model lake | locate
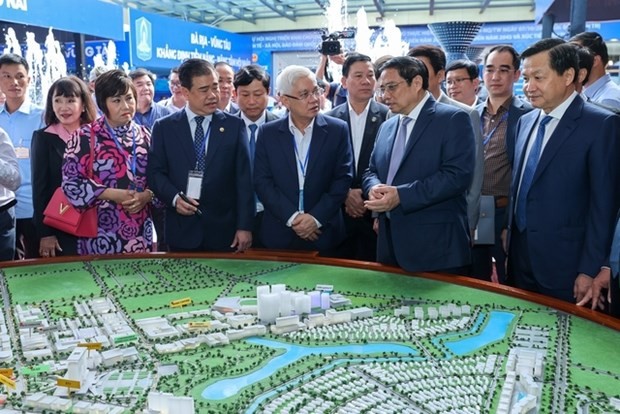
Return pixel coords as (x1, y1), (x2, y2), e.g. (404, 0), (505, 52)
(202, 310), (514, 400)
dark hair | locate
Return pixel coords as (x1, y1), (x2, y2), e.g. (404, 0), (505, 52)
(407, 45), (446, 73)
(445, 59), (479, 79)
(380, 56), (429, 90)
(574, 45), (595, 86)
(178, 58), (216, 90)
(570, 31), (609, 65)
(94, 69), (137, 117)
(521, 39), (578, 83)
(0, 53), (29, 72)
(483, 45), (520, 70)
(233, 65), (270, 91)
(170, 67), (179, 75)
(342, 53), (373, 77)
(44, 76), (97, 126)
(128, 68), (155, 83)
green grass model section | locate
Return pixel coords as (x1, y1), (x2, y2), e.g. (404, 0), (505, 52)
(0, 257), (618, 414)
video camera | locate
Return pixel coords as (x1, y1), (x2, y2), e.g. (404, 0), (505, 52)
(318, 29), (356, 56)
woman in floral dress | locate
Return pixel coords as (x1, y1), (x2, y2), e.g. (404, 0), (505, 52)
(62, 69), (158, 254)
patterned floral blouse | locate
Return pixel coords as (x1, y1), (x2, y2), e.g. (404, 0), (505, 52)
(62, 117), (155, 255)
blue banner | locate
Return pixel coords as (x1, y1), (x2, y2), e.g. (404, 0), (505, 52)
(63, 40), (131, 72)
(0, 0), (124, 40)
(129, 9), (252, 71)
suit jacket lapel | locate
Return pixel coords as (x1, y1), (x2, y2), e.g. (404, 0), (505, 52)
(532, 97), (582, 184)
(381, 117), (399, 178)
(202, 110), (227, 173)
(177, 109), (197, 167)
(306, 115), (327, 178)
(401, 99), (434, 163)
(358, 101), (382, 179)
(511, 112), (538, 198)
(278, 116), (298, 178)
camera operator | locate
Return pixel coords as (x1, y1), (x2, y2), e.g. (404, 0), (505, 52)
(316, 53), (348, 108)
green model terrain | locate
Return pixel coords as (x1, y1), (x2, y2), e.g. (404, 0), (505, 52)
(0, 257), (618, 414)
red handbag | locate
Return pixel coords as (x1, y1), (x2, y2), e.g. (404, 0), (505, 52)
(43, 126), (98, 238)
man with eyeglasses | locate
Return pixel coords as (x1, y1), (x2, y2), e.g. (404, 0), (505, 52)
(570, 31), (620, 110)
(408, 45), (484, 252)
(362, 56), (474, 274)
(445, 60), (481, 107)
(471, 45), (532, 283)
(254, 65), (352, 254)
(215, 62), (240, 114)
(159, 67), (187, 112)
(326, 53), (388, 261)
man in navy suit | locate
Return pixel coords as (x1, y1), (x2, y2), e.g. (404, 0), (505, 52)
(254, 65), (352, 253)
(326, 53), (388, 261)
(362, 56), (474, 274)
(233, 64), (279, 246)
(472, 45), (533, 282)
(148, 58), (254, 252)
(507, 39), (620, 303)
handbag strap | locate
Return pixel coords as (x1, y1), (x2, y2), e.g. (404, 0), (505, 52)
(88, 124), (96, 179)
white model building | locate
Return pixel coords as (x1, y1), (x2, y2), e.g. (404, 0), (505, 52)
(271, 315), (306, 335)
(226, 324), (266, 341)
(309, 291), (321, 308)
(227, 314), (255, 329)
(148, 391), (194, 414)
(66, 346), (87, 384)
(258, 292), (280, 324)
(135, 317), (180, 339)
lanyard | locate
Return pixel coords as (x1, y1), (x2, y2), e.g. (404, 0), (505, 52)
(481, 111), (509, 147)
(292, 135), (311, 213)
(105, 120), (139, 188)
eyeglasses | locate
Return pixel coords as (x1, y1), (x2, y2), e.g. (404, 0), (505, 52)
(445, 77), (473, 86)
(377, 81), (406, 97)
(284, 87), (324, 101)
(483, 68), (514, 76)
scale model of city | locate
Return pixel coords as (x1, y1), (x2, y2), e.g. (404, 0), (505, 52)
(0, 258), (618, 414)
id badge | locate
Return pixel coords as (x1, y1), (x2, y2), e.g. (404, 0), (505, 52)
(186, 170), (203, 199)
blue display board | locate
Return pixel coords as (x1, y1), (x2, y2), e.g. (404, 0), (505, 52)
(0, 0), (124, 40)
(128, 9), (252, 71)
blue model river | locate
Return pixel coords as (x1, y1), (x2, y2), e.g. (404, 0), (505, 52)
(202, 310), (516, 401)
(201, 339), (419, 400)
(440, 311), (515, 356)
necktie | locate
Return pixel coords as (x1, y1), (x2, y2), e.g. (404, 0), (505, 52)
(386, 116), (412, 185)
(248, 124), (258, 167)
(194, 116), (206, 170)
(515, 115), (553, 231)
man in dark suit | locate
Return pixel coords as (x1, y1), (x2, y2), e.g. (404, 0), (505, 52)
(233, 64), (279, 246)
(326, 53), (388, 261)
(362, 56), (475, 274)
(148, 58), (254, 252)
(472, 45), (533, 282)
(215, 62), (240, 114)
(508, 39), (620, 303)
(254, 65), (352, 253)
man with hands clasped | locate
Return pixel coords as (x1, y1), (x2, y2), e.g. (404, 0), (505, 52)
(254, 65), (352, 254)
(362, 56), (474, 274)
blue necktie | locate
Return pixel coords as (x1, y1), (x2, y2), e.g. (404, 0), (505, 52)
(515, 115), (553, 231)
(194, 116), (206, 170)
(248, 124), (258, 168)
(386, 116), (412, 185)
(610, 217), (620, 279)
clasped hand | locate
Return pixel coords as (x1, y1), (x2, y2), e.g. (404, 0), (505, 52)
(364, 184), (400, 212)
(292, 213), (321, 241)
